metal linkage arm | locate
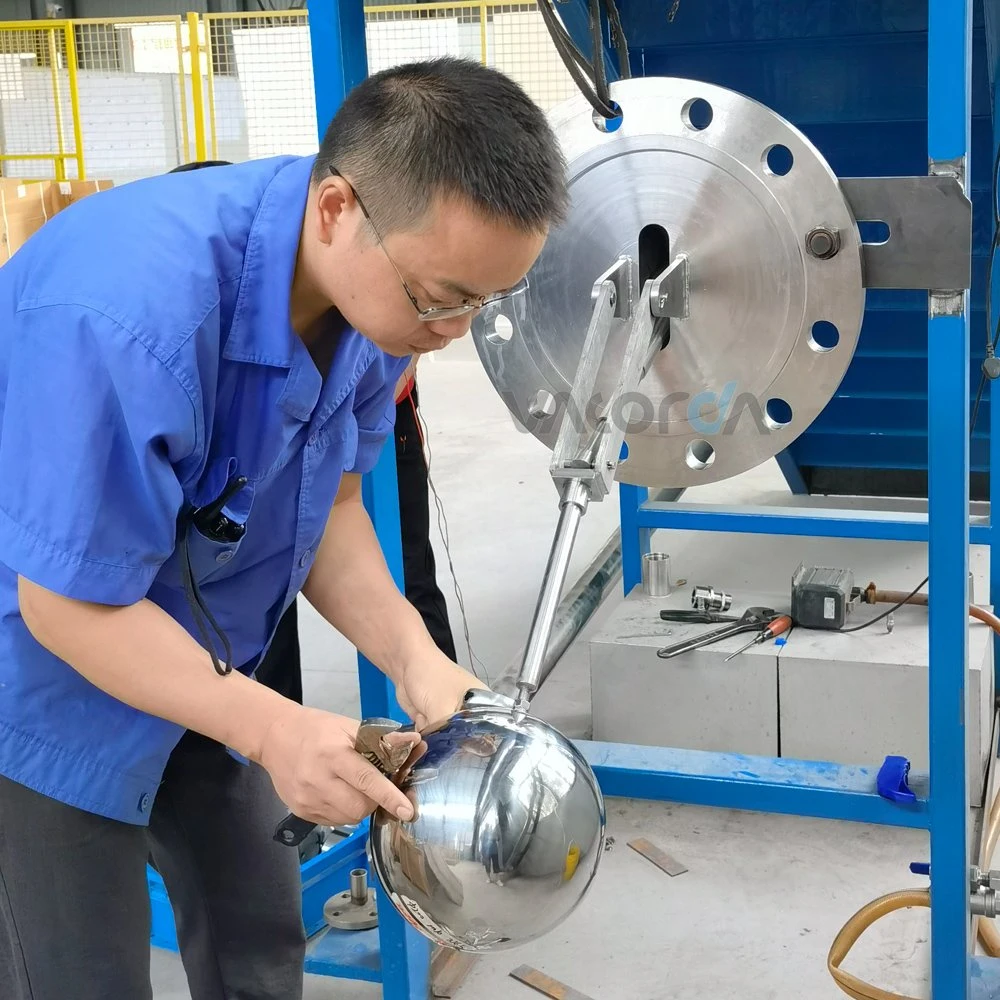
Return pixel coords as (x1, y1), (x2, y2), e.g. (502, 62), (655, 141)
(513, 257), (684, 718)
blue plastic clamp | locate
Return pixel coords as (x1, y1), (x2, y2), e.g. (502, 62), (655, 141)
(909, 862), (931, 876)
(877, 755), (917, 804)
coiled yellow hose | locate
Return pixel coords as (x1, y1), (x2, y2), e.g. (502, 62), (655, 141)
(827, 597), (1000, 998)
(827, 889), (930, 1000)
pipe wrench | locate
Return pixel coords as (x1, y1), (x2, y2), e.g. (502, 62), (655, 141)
(273, 717), (414, 848)
(656, 606), (778, 659)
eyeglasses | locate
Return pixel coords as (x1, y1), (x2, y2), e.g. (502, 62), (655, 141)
(329, 165), (529, 322)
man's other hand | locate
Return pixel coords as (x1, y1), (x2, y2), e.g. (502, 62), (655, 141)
(397, 653), (488, 731)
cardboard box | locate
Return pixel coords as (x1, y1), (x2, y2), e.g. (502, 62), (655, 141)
(0, 177), (114, 264)
(54, 178), (114, 206)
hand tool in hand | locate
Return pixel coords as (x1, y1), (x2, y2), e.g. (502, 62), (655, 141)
(273, 717), (414, 848)
(656, 606), (778, 659)
(723, 614), (794, 662)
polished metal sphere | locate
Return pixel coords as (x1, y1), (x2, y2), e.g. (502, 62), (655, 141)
(367, 706), (606, 952)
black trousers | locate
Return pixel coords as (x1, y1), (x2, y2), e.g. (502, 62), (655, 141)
(256, 383), (457, 700)
(0, 733), (305, 1000)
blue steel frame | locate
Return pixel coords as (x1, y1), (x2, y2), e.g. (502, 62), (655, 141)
(208, 0), (995, 996)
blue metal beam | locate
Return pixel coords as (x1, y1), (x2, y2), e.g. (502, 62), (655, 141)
(307, 0), (369, 133)
(359, 443), (407, 723)
(617, 483), (649, 594)
(774, 449), (810, 496)
(579, 741), (931, 830)
(306, 0), (430, 988)
(926, 1), (974, 996)
(634, 500), (991, 545)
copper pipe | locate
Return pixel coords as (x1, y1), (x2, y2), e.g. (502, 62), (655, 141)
(864, 587), (1000, 636)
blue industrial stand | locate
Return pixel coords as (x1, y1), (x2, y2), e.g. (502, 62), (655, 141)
(149, 0), (996, 997)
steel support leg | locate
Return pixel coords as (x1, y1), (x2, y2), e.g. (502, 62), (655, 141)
(618, 482), (649, 594)
(359, 441), (432, 1000)
(306, 4), (429, 990)
(927, 2), (974, 996)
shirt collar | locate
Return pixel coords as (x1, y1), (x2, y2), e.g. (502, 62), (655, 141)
(224, 155), (328, 420)
(224, 154), (315, 371)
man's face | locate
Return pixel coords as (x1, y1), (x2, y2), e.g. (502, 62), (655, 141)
(311, 179), (548, 358)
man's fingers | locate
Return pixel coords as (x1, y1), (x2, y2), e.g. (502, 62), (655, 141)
(340, 753), (414, 820)
(323, 779), (373, 823)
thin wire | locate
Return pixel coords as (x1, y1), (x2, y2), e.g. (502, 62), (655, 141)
(409, 391), (492, 686)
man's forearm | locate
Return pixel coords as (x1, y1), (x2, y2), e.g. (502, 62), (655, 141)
(17, 576), (296, 763)
(302, 485), (436, 685)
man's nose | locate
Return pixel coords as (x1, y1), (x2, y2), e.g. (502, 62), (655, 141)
(428, 312), (476, 340)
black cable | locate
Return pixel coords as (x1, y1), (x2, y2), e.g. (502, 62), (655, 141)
(602, 0), (631, 79)
(588, 0), (611, 112)
(179, 520), (235, 675)
(536, 0), (619, 120)
(538, 0), (595, 74)
(839, 577), (930, 634)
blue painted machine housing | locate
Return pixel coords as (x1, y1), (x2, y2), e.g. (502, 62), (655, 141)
(596, 0), (997, 499)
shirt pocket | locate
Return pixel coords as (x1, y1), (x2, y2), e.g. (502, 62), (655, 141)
(170, 457), (255, 587)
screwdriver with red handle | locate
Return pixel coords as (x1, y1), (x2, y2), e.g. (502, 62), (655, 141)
(723, 614), (793, 662)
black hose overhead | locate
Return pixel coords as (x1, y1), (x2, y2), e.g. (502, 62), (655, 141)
(535, 0), (629, 121)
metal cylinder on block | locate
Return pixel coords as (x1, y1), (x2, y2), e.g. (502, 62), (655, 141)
(642, 552), (672, 596)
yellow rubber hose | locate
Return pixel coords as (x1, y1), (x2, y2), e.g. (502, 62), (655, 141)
(978, 785), (1000, 956)
(825, 588), (1000, 992)
(827, 890), (930, 1000)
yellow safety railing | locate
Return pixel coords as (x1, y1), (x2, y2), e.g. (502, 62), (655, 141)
(0, 20), (83, 181)
(0, 5), (574, 183)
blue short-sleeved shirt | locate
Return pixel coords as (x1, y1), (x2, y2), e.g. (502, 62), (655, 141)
(0, 155), (409, 824)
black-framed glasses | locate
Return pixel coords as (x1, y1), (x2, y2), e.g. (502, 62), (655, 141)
(329, 165), (529, 322)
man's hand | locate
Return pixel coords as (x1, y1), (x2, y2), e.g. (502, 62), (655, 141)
(303, 474), (490, 732)
(396, 651), (488, 731)
(259, 705), (418, 824)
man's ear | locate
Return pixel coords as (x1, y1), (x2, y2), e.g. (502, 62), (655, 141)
(313, 177), (356, 247)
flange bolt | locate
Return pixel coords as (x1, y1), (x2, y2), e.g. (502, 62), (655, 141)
(806, 227), (841, 260)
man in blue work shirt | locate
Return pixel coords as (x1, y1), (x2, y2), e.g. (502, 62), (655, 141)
(0, 57), (568, 1000)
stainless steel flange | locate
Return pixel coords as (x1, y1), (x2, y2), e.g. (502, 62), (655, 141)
(471, 76), (866, 489)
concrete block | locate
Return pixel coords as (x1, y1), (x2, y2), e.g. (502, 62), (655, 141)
(588, 531), (994, 806)
(590, 588), (781, 757)
(778, 601), (993, 805)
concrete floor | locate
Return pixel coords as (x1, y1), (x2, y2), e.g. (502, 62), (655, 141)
(151, 348), (979, 999)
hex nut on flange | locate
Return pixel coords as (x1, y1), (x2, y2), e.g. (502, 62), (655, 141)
(806, 226), (841, 260)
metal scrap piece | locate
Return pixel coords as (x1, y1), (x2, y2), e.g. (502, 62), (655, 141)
(627, 837), (688, 877)
(509, 965), (596, 1000)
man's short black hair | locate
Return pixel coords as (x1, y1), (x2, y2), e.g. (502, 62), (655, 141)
(313, 57), (568, 235)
